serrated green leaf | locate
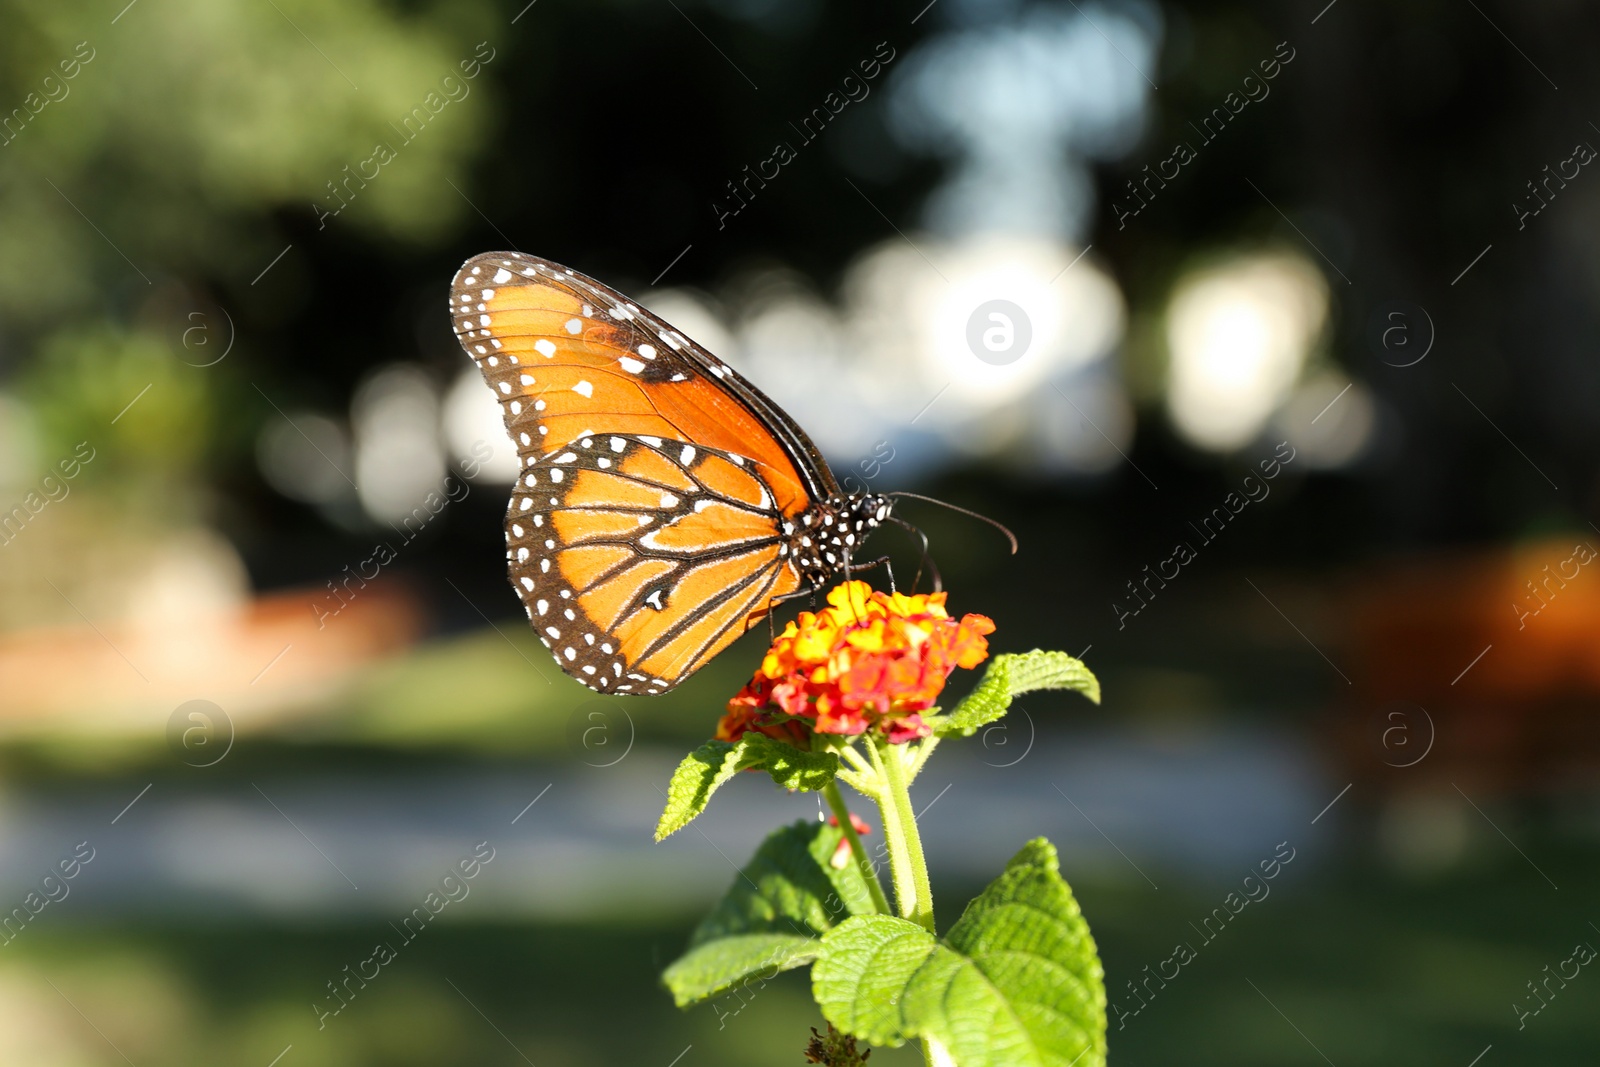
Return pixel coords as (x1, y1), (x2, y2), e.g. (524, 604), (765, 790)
(748, 733), (839, 792)
(656, 739), (742, 842)
(813, 915), (941, 1044)
(813, 837), (1106, 1067)
(663, 933), (820, 1009)
(655, 734), (839, 840)
(663, 819), (878, 1006)
(939, 651), (1100, 738)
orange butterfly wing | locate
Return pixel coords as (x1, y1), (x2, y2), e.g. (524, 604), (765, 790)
(451, 252), (827, 692)
(504, 433), (802, 692)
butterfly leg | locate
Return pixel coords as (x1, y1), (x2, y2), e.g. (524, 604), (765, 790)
(756, 586), (821, 642)
(888, 515), (940, 594)
(845, 554), (898, 594)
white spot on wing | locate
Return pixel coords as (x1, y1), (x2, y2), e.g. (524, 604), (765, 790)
(492, 268), (513, 284)
(573, 381), (593, 398)
(535, 339), (557, 357)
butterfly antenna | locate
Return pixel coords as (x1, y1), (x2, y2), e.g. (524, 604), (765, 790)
(886, 492), (1019, 555)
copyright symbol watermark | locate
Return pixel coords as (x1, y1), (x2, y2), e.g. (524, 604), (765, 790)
(979, 706), (1035, 768)
(966, 299), (1032, 366)
(565, 699), (635, 768)
(170, 300), (235, 368)
(1374, 701), (1434, 768)
(166, 700), (234, 767)
(1366, 301), (1433, 368)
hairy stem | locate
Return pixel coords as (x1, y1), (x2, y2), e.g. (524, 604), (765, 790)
(839, 744), (874, 776)
(870, 734), (936, 933)
(907, 734), (940, 780)
(822, 780), (891, 915)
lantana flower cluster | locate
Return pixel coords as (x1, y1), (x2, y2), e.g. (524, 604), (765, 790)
(717, 581), (995, 745)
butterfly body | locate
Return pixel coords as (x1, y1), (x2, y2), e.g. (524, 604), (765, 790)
(451, 251), (894, 693)
(785, 492), (894, 588)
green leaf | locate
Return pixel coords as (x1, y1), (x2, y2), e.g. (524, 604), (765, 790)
(939, 651), (1100, 738)
(748, 733), (840, 792)
(812, 915), (942, 1045)
(655, 734), (839, 840)
(663, 819), (878, 1006)
(812, 837), (1106, 1067)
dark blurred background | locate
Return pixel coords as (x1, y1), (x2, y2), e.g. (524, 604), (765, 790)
(1, 0), (1597, 1063)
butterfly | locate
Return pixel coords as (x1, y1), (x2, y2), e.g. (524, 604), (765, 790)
(451, 251), (911, 695)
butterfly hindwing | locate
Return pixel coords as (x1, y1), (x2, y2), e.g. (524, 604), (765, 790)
(505, 433), (803, 692)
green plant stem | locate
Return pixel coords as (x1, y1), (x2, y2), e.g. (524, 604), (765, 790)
(822, 779), (892, 916)
(870, 734), (936, 933)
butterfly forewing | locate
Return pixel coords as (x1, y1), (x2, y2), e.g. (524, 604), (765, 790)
(452, 252), (824, 692)
(451, 252), (830, 515)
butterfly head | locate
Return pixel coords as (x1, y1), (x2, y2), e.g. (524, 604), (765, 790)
(784, 492), (893, 586)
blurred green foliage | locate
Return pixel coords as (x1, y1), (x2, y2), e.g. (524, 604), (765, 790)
(0, 0), (506, 516)
(23, 327), (211, 482)
(0, 0), (499, 327)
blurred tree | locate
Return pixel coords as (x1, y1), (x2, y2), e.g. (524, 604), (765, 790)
(0, 0), (500, 332)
